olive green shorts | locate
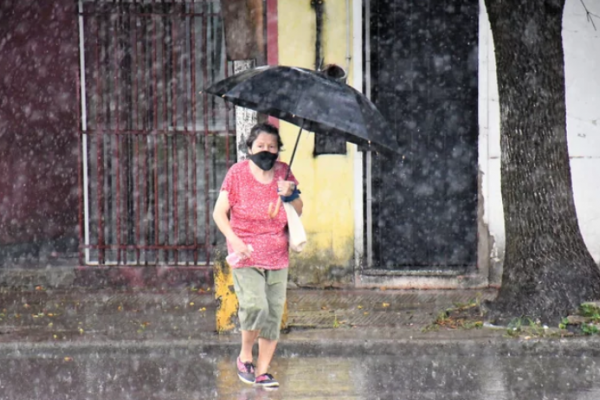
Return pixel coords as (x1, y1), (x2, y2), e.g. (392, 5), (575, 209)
(232, 267), (288, 341)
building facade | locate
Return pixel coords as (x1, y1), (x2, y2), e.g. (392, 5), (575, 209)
(0, 0), (598, 289)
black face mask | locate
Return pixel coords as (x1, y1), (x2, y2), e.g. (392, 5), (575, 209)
(249, 151), (278, 171)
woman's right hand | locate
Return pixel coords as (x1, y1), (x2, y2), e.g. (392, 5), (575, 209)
(229, 236), (253, 259)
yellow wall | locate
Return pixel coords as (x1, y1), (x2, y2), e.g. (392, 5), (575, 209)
(277, 0), (356, 286)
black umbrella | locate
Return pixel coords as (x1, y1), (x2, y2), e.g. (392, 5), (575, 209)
(205, 65), (399, 177)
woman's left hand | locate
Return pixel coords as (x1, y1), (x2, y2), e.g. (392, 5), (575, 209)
(277, 178), (296, 197)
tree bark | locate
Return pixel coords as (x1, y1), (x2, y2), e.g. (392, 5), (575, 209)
(484, 0), (600, 324)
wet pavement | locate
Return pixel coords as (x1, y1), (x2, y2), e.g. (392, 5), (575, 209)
(1, 347), (600, 399)
(0, 288), (497, 343)
(0, 288), (216, 343)
(1, 288), (600, 399)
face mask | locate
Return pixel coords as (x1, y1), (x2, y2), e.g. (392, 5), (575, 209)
(249, 151), (278, 171)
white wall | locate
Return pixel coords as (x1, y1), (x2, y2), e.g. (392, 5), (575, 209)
(479, 0), (600, 279)
(564, 0), (600, 262)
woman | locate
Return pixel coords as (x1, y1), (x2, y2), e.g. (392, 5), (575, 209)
(212, 122), (303, 389)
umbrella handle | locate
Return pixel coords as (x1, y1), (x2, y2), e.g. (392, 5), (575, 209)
(269, 197), (282, 219)
(285, 123), (304, 181)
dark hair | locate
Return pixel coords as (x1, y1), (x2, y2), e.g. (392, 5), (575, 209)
(246, 122), (284, 151)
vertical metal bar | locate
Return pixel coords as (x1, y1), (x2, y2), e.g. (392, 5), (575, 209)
(209, 5), (219, 242)
(132, 8), (141, 264)
(162, 3), (169, 134)
(209, 8), (217, 133)
(123, 3), (135, 263)
(224, 58), (230, 168)
(173, 137), (179, 264)
(153, 5), (160, 264)
(141, 133), (148, 265)
(114, 10), (122, 264)
(141, 6), (151, 265)
(364, 0), (372, 100)
(203, 0), (211, 283)
(364, 0), (373, 268)
(184, 139), (189, 264)
(103, 10), (114, 261)
(202, 0), (211, 265)
(77, 0), (91, 265)
(164, 131), (169, 265)
(76, 11), (84, 267)
(95, 13), (105, 264)
(366, 151), (373, 268)
(352, 0), (365, 271)
(182, 3), (190, 263)
(189, 0), (199, 264)
(161, 2), (169, 264)
(181, 3), (189, 135)
(183, 9), (190, 263)
(171, 10), (179, 264)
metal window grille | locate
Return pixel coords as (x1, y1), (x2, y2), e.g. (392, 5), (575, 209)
(76, 0), (235, 268)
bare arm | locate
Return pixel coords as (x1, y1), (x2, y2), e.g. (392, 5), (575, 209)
(212, 191), (252, 258)
(277, 178), (303, 216)
(289, 196), (303, 216)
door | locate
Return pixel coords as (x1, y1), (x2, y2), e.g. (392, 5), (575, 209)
(367, 0), (479, 271)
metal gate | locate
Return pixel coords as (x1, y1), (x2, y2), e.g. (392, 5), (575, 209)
(76, 0), (235, 267)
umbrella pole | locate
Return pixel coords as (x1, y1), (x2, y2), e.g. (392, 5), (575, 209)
(285, 124), (304, 180)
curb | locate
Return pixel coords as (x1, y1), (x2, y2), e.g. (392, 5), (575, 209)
(2, 334), (600, 358)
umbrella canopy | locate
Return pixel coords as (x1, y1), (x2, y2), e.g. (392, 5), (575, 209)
(206, 65), (400, 154)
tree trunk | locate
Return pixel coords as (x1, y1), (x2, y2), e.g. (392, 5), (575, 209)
(484, 0), (600, 324)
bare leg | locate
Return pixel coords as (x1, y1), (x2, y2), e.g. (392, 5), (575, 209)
(255, 338), (278, 376)
(239, 330), (259, 362)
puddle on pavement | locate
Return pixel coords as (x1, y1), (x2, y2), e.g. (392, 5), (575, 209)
(0, 349), (599, 399)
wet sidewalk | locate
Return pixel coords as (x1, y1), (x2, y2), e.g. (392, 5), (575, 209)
(1, 287), (599, 358)
(0, 288), (492, 342)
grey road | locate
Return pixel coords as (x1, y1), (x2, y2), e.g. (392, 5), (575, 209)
(1, 346), (599, 400)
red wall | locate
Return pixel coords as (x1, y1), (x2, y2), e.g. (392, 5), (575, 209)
(0, 0), (78, 256)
